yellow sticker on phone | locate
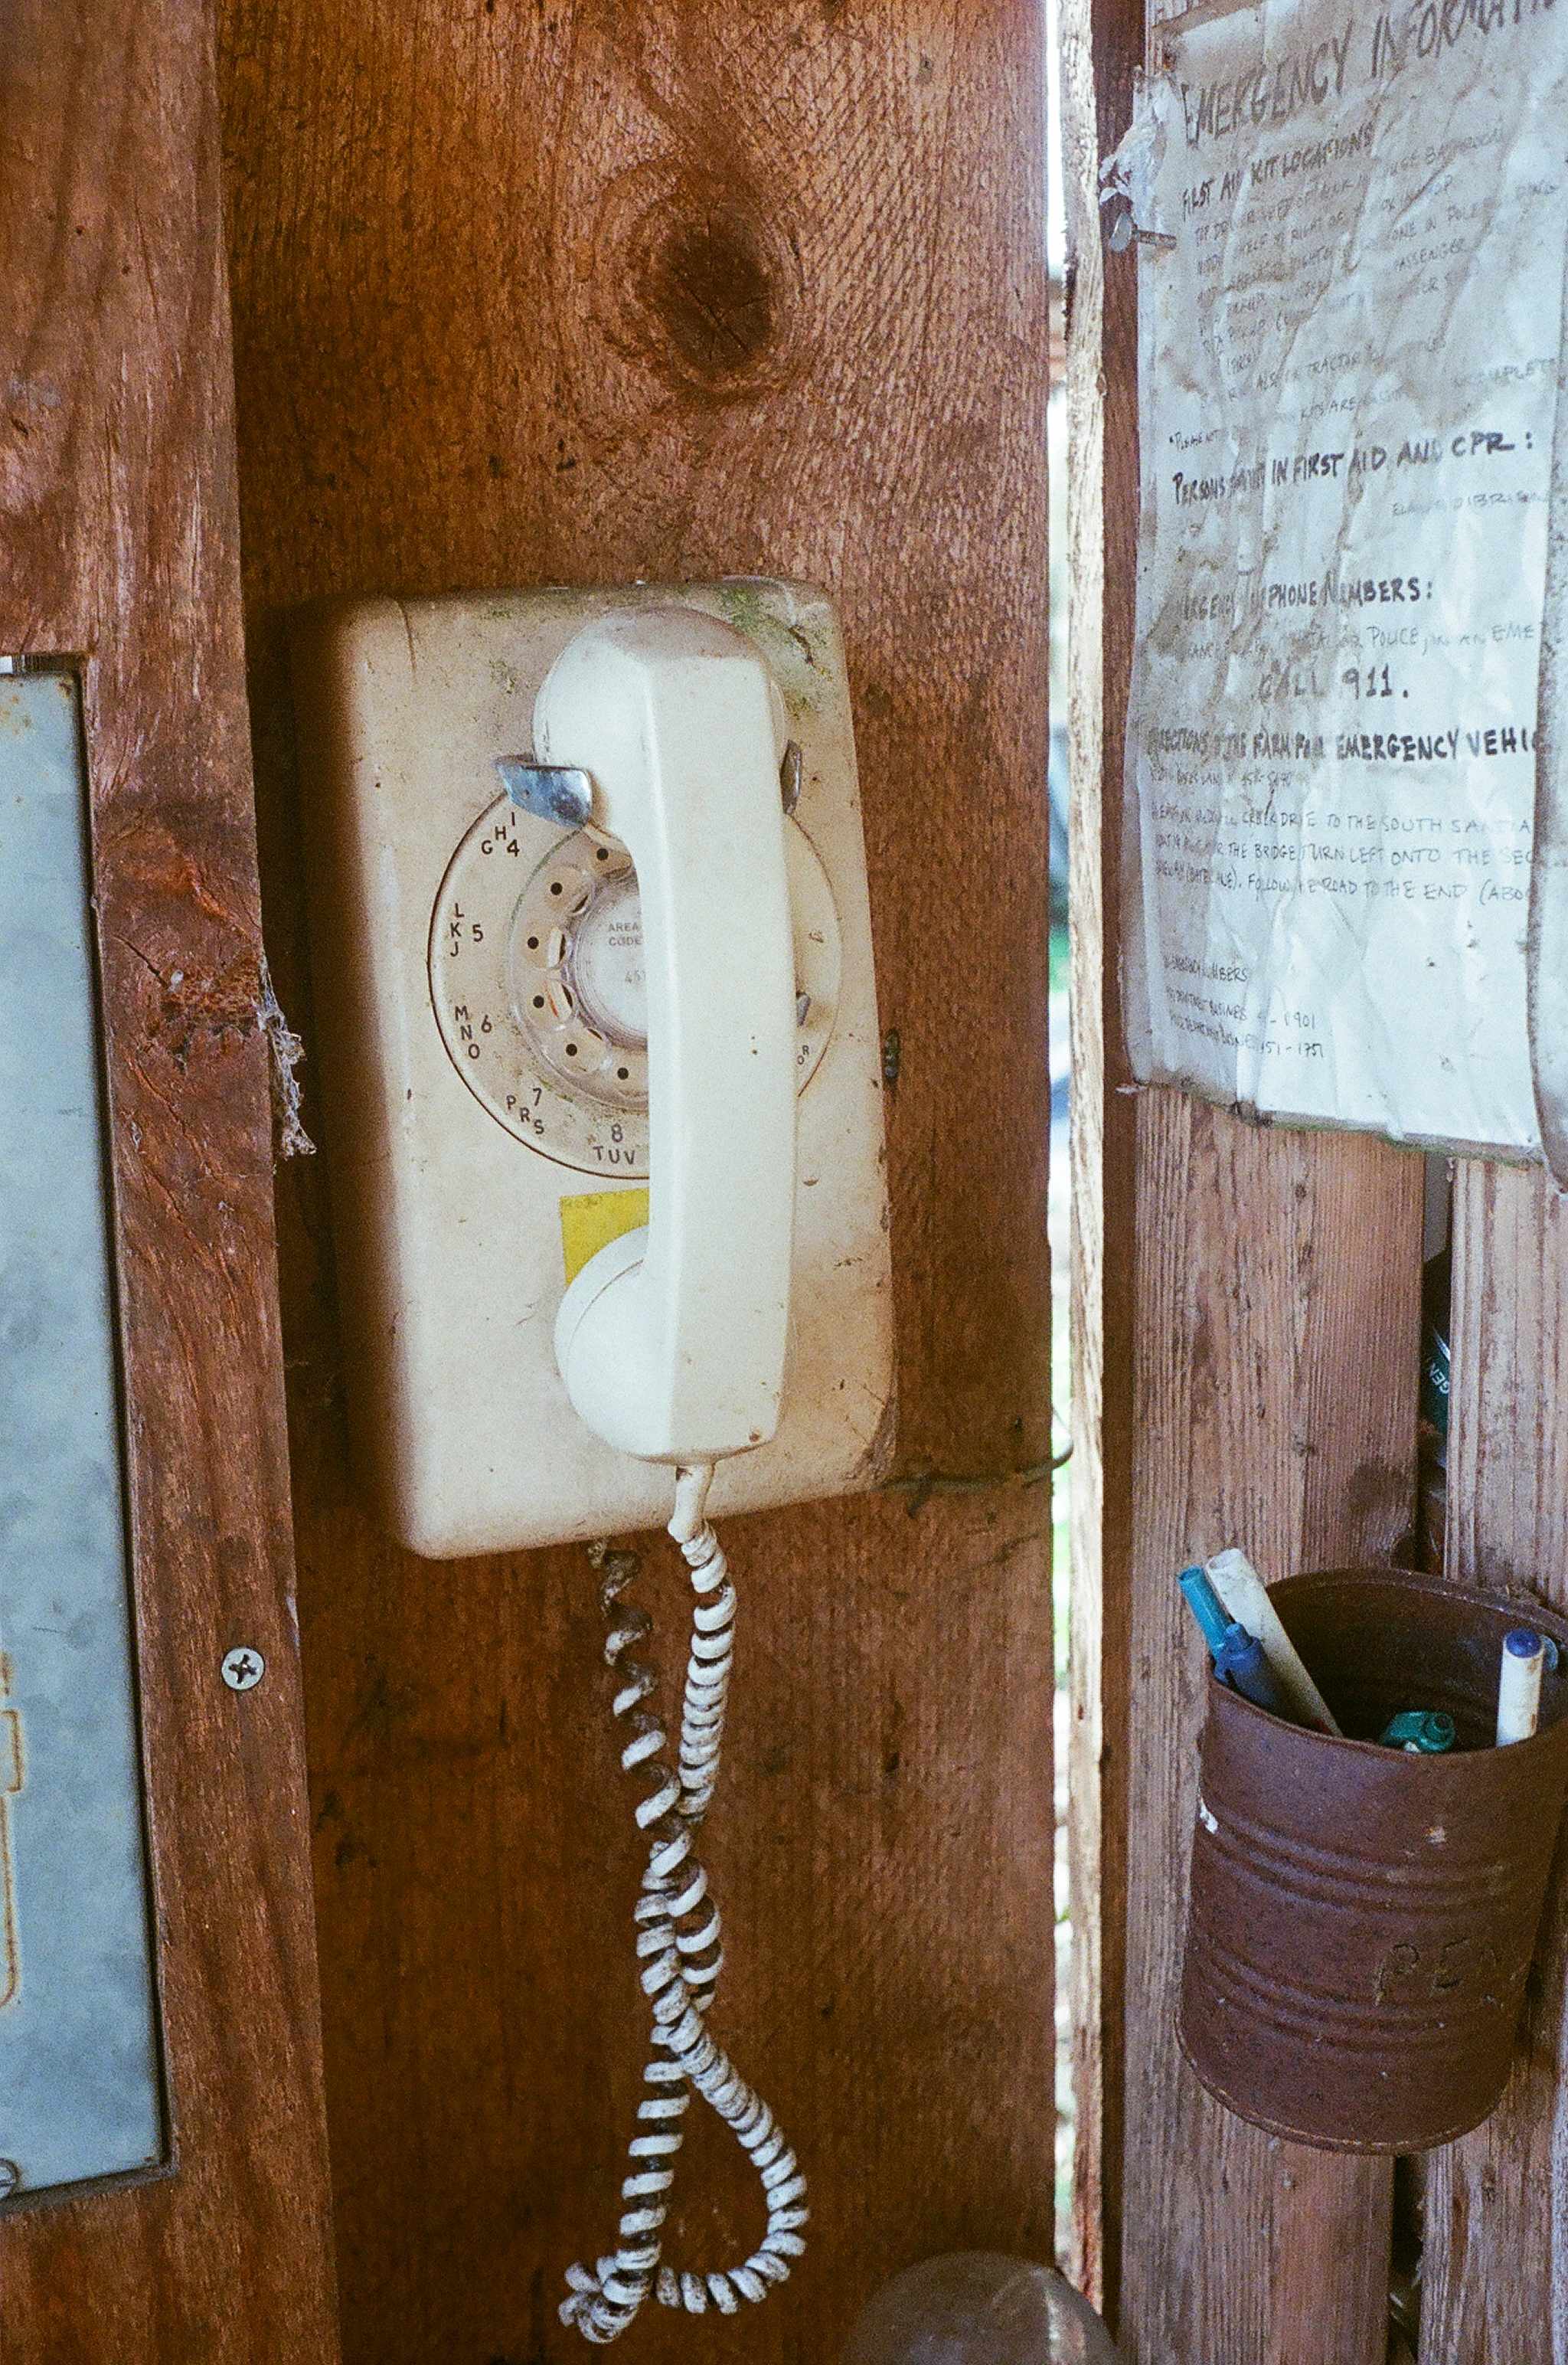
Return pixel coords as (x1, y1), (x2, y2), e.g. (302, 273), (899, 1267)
(559, 1186), (650, 1285)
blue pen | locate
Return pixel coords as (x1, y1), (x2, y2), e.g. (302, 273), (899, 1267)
(1178, 1565), (1289, 1717)
(1179, 1565), (1230, 1653)
(1213, 1627), (1289, 1716)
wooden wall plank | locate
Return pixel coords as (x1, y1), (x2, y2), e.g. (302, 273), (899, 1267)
(1421, 1162), (1568, 2364)
(1060, 0), (1430, 2343)
(0, 5), (339, 2358)
(1115, 1098), (1419, 2365)
(217, 6), (1056, 2360)
(1060, 0), (1141, 2314)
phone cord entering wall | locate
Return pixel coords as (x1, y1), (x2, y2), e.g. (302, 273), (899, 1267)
(560, 1462), (809, 2346)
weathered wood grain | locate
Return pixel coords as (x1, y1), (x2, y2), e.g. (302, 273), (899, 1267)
(1060, 0), (1141, 2313)
(217, 5), (1055, 2359)
(0, 4), (338, 2358)
(1064, 0), (1429, 2344)
(1421, 1160), (1568, 2365)
(1115, 1093), (1420, 2365)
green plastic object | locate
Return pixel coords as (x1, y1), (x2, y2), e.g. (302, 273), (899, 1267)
(1380, 1709), (1457, 1754)
(842, 2255), (1121, 2364)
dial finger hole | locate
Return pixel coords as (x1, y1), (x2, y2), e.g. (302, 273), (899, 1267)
(521, 924), (568, 970)
(573, 1029), (612, 1073)
(544, 866), (593, 917)
(560, 1030), (610, 1071)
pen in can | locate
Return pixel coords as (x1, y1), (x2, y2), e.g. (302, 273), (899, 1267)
(1212, 1625), (1289, 1716)
(1497, 1628), (1546, 1747)
(1204, 1548), (1341, 1736)
(1178, 1566), (1289, 1717)
(1178, 1565), (1231, 1655)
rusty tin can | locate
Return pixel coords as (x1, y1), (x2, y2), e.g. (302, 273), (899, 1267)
(1178, 1569), (1568, 2153)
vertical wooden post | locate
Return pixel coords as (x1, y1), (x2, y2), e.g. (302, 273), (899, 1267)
(1114, 1103), (1416, 2365)
(1062, 0), (1140, 2312)
(1420, 1164), (1568, 2363)
(1062, 0), (1426, 2347)
(0, 5), (338, 2359)
(218, 7), (1056, 2359)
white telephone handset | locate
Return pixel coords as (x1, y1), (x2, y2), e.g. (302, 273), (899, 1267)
(543, 610), (796, 1463)
(531, 612), (807, 2340)
(291, 577), (893, 2346)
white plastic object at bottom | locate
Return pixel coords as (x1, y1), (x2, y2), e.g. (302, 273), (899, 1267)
(844, 2255), (1122, 2363)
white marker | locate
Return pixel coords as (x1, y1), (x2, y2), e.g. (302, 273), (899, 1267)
(1496, 1628), (1546, 1746)
(1204, 1548), (1343, 1738)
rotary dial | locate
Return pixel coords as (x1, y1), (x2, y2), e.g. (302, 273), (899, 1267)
(430, 800), (841, 1176)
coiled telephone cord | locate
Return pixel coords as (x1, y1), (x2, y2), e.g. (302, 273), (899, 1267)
(560, 1463), (808, 2345)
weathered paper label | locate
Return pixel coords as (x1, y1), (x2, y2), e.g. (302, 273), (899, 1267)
(1123, 0), (1568, 1153)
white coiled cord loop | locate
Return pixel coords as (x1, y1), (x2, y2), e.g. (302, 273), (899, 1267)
(561, 1463), (808, 2346)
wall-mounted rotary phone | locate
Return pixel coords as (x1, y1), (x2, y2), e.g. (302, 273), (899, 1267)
(291, 578), (894, 2341)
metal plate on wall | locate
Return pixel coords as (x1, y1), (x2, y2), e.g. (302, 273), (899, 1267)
(0, 669), (163, 2205)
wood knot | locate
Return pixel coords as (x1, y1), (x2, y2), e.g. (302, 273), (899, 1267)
(1346, 1457), (1404, 1522)
(592, 160), (805, 400)
(155, 950), (263, 1069)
